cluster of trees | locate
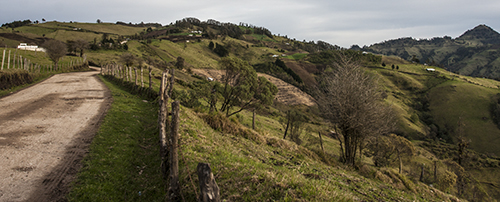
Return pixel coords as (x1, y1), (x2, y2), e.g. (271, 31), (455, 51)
(116, 21), (162, 28)
(89, 33), (128, 51)
(179, 57), (277, 118)
(67, 39), (89, 57)
(172, 17), (273, 40)
(308, 49), (381, 67)
(1, 19), (33, 28)
(208, 41), (229, 57)
(253, 58), (302, 87)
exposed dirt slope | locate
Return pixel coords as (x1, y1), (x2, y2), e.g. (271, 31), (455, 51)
(0, 68), (111, 202)
(191, 69), (316, 106)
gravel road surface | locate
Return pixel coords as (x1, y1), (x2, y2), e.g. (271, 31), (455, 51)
(0, 68), (111, 202)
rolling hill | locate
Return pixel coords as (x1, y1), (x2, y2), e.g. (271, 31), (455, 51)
(363, 24), (500, 80)
(2, 18), (500, 201)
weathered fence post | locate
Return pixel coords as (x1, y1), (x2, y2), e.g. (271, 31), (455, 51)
(127, 66), (130, 81)
(134, 67), (138, 85)
(319, 132), (325, 156)
(141, 66), (144, 87)
(252, 110), (256, 130)
(2, 49), (5, 70)
(148, 67), (153, 90)
(13, 50), (17, 69)
(159, 71), (168, 161)
(7, 50), (11, 69)
(197, 163), (221, 202)
(129, 66), (133, 82)
(24, 58), (27, 71)
(420, 163), (425, 182)
(433, 161), (437, 182)
(168, 101), (181, 201)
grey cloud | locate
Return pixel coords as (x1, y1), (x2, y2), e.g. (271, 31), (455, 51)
(1, 0), (500, 47)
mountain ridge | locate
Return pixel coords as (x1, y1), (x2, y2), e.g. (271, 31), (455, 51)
(363, 24), (500, 79)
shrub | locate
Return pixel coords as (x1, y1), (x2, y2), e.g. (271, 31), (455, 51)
(0, 70), (33, 90)
(437, 170), (457, 192)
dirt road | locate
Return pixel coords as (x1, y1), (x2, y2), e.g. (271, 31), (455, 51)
(0, 68), (111, 202)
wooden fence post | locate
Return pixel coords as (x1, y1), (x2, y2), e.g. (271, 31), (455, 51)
(24, 58), (27, 71)
(126, 66), (130, 81)
(129, 66), (133, 82)
(168, 101), (181, 201)
(134, 67), (138, 85)
(420, 163), (425, 182)
(1, 49), (5, 70)
(141, 66), (144, 87)
(433, 161), (437, 182)
(252, 110), (256, 130)
(148, 67), (153, 90)
(159, 71), (168, 160)
(319, 132), (325, 156)
(197, 163), (221, 202)
(7, 50), (11, 69)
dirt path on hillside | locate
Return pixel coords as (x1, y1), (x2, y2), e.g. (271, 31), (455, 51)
(191, 69), (316, 106)
(0, 68), (111, 202)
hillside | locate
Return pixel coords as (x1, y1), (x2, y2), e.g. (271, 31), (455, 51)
(2, 18), (500, 201)
(363, 24), (500, 80)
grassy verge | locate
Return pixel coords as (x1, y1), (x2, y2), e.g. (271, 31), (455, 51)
(67, 75), (166, 201)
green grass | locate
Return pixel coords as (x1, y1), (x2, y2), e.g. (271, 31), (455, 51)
(284, 53), (308, 60)
(68, 75), (166, 201)
(428, 81), (500, 154)
(0, 70), (51, 97)
(248, 34), (276, 42)
(36, 22), (145, 36)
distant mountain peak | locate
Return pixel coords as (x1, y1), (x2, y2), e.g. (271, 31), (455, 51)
(457, 24), (500, 44)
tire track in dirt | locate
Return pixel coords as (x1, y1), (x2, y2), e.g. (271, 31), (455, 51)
(0, 68), (111, 202)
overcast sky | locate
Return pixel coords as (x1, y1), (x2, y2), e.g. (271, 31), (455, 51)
(2, 0), (500, 48)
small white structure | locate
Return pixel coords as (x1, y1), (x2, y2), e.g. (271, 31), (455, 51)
(426, 68), (436, 72)
(272, 55), (279, 58)
(17, 43), (46, 52)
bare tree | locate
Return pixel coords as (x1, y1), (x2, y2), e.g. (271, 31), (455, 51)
(280, 108), (308, 145)
(74, 39), (89, 57)
(42, 40), (67, 71)
(315, 56), (395, 166)
(120, 53), (136, 67)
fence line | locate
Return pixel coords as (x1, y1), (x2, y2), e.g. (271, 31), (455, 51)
(1, 48), (87, 73)
(99, 64), (220, 201)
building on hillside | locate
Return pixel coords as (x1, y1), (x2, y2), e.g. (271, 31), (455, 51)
(17, 43), (46, 52)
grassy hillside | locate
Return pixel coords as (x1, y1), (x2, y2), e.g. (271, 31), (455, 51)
(364, 25), (500, 80)
(428, 81), (500, 154)
(5, 19), (500, 200)
(68, 73), (461, 201)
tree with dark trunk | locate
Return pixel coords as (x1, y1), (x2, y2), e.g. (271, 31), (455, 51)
(175, 56), (184, 70)
(219, 57), (277, 117)
(315, 56), (396, 166)
(42, 40), (67, 71)
(74, 39), (89, 57)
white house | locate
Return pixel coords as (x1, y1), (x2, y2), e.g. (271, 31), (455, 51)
(17, 43), (46, 52)
(426, 68), (436, 72)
